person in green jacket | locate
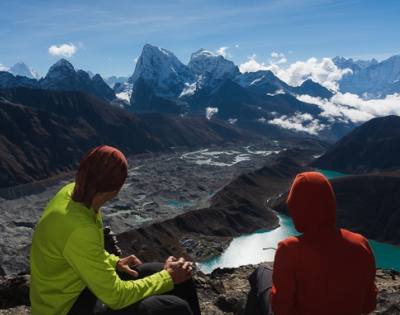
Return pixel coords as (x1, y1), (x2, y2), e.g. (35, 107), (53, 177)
(30, 145), (201, 315)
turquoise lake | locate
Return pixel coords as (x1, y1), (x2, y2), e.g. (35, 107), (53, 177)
(199, 169), (400, 273)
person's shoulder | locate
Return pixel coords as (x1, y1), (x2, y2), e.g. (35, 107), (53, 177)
(278, 236), (301, 248)
(340, 228), (367, 242)
(46, 182), (75, 207)
(340, 228), (372, 252)
(57, 182), (75, 198)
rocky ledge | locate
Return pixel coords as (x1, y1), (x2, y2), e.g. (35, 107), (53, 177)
(1, 265), (399, 315)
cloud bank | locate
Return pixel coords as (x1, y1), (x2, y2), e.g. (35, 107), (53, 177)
(271, 57), (351, 91)
(240, 51), (400, 135)
(240, 54), (351, 91)
(48, 43), (77, 58)
(268, 112), (326, 135)
(239, 54), (269, 73)
(298, 93), (400, 124)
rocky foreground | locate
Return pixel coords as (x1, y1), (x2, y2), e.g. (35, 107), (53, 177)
(1, 264), (399, 314)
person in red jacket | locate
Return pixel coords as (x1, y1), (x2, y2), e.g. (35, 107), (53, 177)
(245, 171), (377, 315)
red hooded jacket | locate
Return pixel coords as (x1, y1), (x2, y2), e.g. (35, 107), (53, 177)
(270, 172), (377, 315)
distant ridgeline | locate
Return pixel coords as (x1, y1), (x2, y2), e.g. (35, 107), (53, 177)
(0, 45), (357, 143)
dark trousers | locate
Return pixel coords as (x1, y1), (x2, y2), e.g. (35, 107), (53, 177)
(244, 265), (273, 315)
(68, 262), (201, 315)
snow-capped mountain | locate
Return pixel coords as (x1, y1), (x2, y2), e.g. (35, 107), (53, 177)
(334, 55), (400, 97)
(188, 49), (240, 89)
(128, 44), (332, 113)
(9, 62), (40, 79)
(333, 56), (378, 74)
(235, 70), (290, 95)
(129, 44), (194, 99)
(123, 44), (356, 139)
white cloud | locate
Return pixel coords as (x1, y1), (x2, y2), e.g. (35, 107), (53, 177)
(240, 54), (351, 91)
(235, 44), (240, 48)
(271, 57), (351, 91)
(268, 112), (326, 135)
(48, 43), (77, 58)
(297, 93), (400, 123)
(239, 55), (269, 73)
(270, 52), (287, 65)
(179, 82), (197, 98)
(228, 118), (238, 124)
(216, 47), (229, 58)
(206, 107), (218, 120)
(0, 64), (9, 71)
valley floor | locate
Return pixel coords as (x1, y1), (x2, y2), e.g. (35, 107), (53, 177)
(0, 141), (283, 275)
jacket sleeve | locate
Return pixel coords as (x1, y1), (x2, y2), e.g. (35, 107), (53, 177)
(63, 226), (174, 310)
(362, 239), (378, 314)
(270, 241), (296, 315)
(106, 252), (120, 268)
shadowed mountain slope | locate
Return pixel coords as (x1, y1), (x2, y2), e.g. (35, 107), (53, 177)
(0, 88), (250, 188)
(314, 115), (400, 173)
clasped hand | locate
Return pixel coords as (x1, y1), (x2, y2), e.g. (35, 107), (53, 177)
(116, 255), (193, 284)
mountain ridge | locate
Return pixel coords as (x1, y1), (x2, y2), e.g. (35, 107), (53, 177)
(313, 115), (400, 173)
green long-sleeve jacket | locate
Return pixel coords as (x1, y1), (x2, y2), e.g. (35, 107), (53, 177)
(30, 183), (174, 315)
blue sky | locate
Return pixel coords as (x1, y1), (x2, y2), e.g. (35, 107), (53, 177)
(1, 0), (400, 77)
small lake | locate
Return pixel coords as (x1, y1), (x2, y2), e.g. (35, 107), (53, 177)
(199, 170), (400, 273)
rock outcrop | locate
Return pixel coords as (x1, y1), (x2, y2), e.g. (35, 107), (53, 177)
(1, 266), (399, 314)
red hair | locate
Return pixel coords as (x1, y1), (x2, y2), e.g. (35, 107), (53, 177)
(72, 145), (128, 207)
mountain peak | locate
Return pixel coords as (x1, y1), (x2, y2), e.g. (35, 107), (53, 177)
(129, 44), (193, 99)
(188, 48), (239, 84)
(9, 62), (39, 79)
(142, 44), (174, 58)
(44, 59), (76, 81)
(190, 48), (216, 60)
(55, 58), (74, 68)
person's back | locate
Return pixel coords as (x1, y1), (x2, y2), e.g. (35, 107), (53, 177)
(270, 172), (377, 315)
(30, 145), (201, 315)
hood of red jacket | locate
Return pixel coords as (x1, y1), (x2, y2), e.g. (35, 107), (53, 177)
(287, 172), (336, 234)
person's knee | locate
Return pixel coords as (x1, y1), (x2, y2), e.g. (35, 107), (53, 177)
(134, 262), (164, 278)
(249, 265), (273, 293)
(171, 297), (192, 315)
(138, 295), (193, 315)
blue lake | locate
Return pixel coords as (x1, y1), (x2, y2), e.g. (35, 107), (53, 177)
(199, 169), (400, 273)
(164, 199), (193, 208)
